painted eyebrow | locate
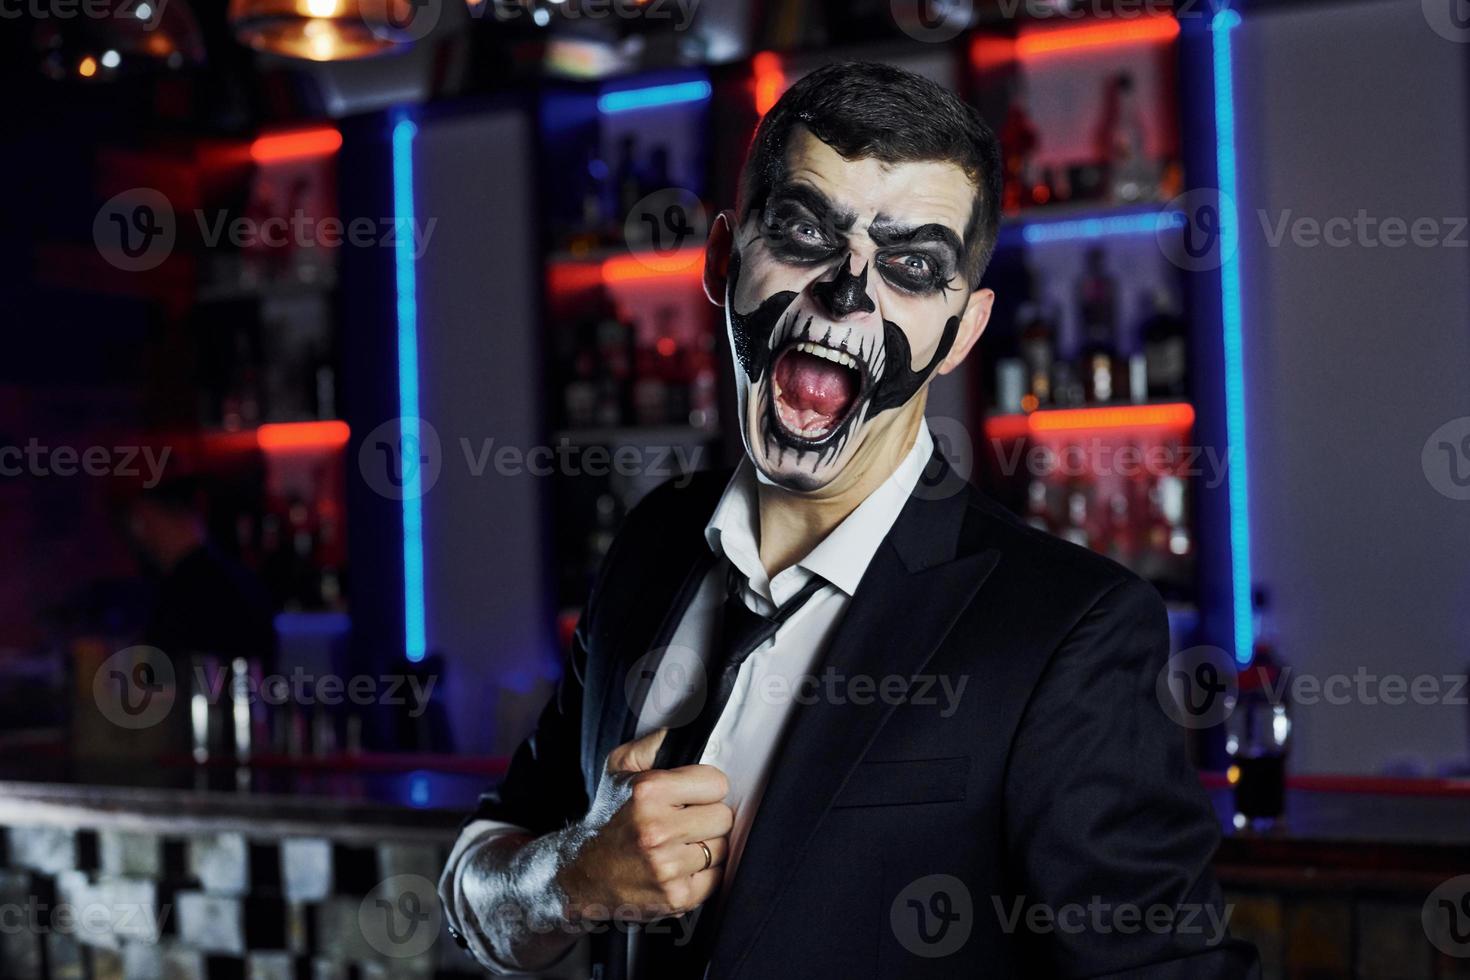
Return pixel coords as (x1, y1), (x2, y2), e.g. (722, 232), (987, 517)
(764, 182), (858, 235)
(867, 217), (965, 262)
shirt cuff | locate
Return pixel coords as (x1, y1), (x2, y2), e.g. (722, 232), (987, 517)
(438, 820), (586, 977)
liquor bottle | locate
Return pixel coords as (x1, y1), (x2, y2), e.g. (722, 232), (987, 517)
(564, 355), (598, 430)
(1157, 472), (1191, 585)
(689, 334), (719, 431)
(581, 149), (610, 245)
(989, 316), (1025, 413)
(1093, 72), (1155, 204)
(625, 144), (675, 250)
(311, 343), (336, 420)
(1017, 302), (1053, 407)
(655, 306), (685, 425)
(1104, 491), (1137, 568)
(1031, 165), (1056, 209)
(646, 143), (673, 191)
(1051, 361), (1085, 409)
(563, 317), (599, 429)
(1076, 247), (1119, 404)
(1062, 481), (1091, 548)
(586, 493), (622, 585)
(1127, 352), (1148, 404)
(633, 371), (668, 427)
(1141, 288), (1188, 399)
(1025, 479), (1053, 533)
(995, 359), (1027, 415)
(614, 135), (644, 231)
(1000, 80), (1039, 215)
(593, 312), (635, 427)
(1229, 587), (1290, 830)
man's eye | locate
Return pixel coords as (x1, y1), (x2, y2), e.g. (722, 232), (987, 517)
(882, 252), (938, 286)
(787, 220), (829, 247)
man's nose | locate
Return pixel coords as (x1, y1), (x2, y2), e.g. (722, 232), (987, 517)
(811, 254), (876, 319)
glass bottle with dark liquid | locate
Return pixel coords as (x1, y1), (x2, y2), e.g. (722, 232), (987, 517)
(1227, 589), (1290, 830)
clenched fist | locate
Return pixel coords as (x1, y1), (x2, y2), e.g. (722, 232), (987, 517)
(556, 728), (734, 922)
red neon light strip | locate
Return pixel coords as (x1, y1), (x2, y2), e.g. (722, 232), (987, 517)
(971, 16), (1179, 71)
(601, 248), (705, 283)
(1016, 16), (1180, 59)
(986, 403), (1195, 439)
(753, 52), (785, 117)
(1017, 16), (1176, 58)
(251, 127), (343, 164)
(257, 420), (351, 452)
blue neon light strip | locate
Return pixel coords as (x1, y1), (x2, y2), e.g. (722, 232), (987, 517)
(392, 116), (427, 664)
(1019, 209), (1185, 245)
(1211, 8), (1252, 665)
(597, 80), (712, 114)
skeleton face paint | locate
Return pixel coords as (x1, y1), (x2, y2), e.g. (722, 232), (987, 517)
(722, 129), (978, 493)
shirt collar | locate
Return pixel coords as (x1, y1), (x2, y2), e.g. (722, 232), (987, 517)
(704, 422), (934, 599)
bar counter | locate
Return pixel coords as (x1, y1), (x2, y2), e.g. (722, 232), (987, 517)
(0, 755), (491, 978)
(1, 759), (1468, 978)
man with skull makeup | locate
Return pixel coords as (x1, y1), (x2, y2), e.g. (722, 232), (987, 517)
(440, 63), (1259, 980)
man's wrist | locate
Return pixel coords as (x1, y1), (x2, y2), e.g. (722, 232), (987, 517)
(458, 829), (583, 971)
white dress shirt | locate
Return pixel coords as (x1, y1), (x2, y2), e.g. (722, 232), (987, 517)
(441, 423), (934, 973)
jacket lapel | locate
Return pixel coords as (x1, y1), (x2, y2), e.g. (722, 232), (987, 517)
(708, 451), (1001, 978)
(594, 544), (717, 772)
(590, 478), (726, 788)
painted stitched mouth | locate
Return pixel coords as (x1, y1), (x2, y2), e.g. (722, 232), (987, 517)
(769, 337), (868, 445)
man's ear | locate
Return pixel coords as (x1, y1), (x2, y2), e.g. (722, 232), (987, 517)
(703, 209), (735, 308)
(936, 287), (994, 377)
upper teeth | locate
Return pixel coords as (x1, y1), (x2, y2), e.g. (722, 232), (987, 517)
(794, 341), (859, 372)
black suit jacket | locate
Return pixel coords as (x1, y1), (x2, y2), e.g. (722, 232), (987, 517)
(465, 448), (1260, 979)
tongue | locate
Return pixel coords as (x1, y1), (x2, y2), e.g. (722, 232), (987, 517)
(774, 349), (857, 426)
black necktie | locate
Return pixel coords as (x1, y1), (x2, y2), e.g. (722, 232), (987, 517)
(652, 560), (827, 772)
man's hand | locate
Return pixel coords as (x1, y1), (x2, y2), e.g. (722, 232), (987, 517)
(556, 728), (733, 922)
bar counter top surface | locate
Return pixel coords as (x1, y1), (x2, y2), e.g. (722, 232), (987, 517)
(0, 754), (494, 844)
(2, 754), (1469, 857)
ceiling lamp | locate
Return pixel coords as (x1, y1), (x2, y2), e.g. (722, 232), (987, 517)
(227, 0), (430, 61)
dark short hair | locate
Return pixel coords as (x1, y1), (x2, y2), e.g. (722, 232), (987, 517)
(737, 61), (1003, 288)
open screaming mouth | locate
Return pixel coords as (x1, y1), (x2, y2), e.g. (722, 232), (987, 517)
(768, 333), (871, 447)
